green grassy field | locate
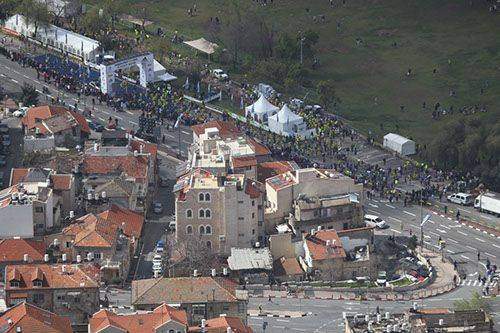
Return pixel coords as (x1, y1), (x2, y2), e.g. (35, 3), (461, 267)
(88, 0), (500, 144)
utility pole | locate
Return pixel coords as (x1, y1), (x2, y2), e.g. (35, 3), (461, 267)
(299, 31), (305, 64)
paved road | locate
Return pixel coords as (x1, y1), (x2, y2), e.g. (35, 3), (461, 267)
(0, 54), (194, 158)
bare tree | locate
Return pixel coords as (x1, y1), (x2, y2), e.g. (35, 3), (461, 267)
(17, 0), (51, 38)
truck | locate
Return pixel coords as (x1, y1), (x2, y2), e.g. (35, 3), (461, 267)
(474, 192), (500, 216)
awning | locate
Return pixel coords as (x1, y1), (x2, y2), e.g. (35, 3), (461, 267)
(183, 38), (218, 54)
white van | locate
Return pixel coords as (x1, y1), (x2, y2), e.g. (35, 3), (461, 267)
(447, 193), (474, 206)
(364, 214), (389, 229)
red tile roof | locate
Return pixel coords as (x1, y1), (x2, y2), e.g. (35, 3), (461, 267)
(257, 161), (297, 183)
(0, 302), (72, 333)
(0, 239), (46, 263)
(273, 257), (304, 277)
(130, 138), (158, 161)
(98, 204), (144, 240)
(62, 214), (117, 248)
(5, 263), (100, 290)
(82, 155), (149, 181)
(231, 156), (257, 169)
(50, 174), (73, 191)
(266, 172), (297, 191)
(22, 105), (90, 134)
(9, 168), (29, 186)
(90, 304), (188, 333)
(189, 316), (253, 333)
(246, 138), (270, 156)
(245, 180), (262, 199)
(191, 120), (241, 137)
(305, 230), (346, 261)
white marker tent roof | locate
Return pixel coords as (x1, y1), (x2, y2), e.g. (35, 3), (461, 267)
(245, 95), (279, 122)
(183, 38), (218, 54)
(269, 104), (303, 124)
(383, 133), (416, 156)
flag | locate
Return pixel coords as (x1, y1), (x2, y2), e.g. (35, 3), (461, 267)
(174, 114), (183, 128)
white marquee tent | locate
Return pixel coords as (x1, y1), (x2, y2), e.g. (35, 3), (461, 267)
(245, 95), (279, 123)
(383, 133), (416, 156)
(268, 104), (314, 138)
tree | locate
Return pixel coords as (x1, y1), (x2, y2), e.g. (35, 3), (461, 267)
(133, 3), (150, 32)
(102, 0), (121, 29)
(316, 79), (339, 110)
(81, 7), (110, 38)
(275, 33), (297, 60)
(0, 0), (18, 19)
(407, 235), (418, 251)
(454, 292), (491, 311)
(20, 82), (39, 106)
(17, 0), (50, 38)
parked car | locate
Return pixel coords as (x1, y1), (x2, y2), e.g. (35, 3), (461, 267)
(88, 121), (105, 132)
(212, 69), (229, 81)
(447, 193), (474, 206)
(364, 214), (389, 229)
(156, 240), (165, 253)
(376, 271), (387, 286)
(153, 202), (163, 214)
(168, 220), (176, 231)
(153, 254), (162, 264)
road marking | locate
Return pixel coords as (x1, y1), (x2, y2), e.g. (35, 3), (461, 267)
(166, 133), (175, 139)
(385, 204), (396, 209)
(11, 78), (19, 83)
(473, 280), (478, 286)
(126, 111), (134, 115)
(372, 199), (379, 203)
(36, 89), (43, 93)
(493, 244), (500, 249)
(102, 110), (110, 115)
(457, 231), (468, 236)
(367, 209), (380, 215)
(439, 224), (451, 230)
(181, 130), (190, 135)
(484, 252), (496, 258)
(436, 228), (447, 234)
(466, 245), (476, 251)
(461, 208), (472, 213)
(114, 115), (123, 120)
(461, 255), (470, 260)
(368, 203), (379, 208)
(447, 238), (458, 244)
(98, 117), (106, 122)
(390, 229), (401, 234)
(388, 216), (402, 222)
(474, 237), (486, 243)
(424, 235), (431, 239)
(427, 219), (435, 224)
(404, 211), (416, 217)
(129, 120), (138, 125)
(276, 319), (290, 323)
(429, 231), (440, 237)
(446, 249), (455, 254)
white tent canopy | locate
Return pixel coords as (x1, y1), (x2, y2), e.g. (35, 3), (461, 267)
(383, 133), (416, 156)
(245, 94), (279, 122)
(183, 38), (218, 54)
(269, 104), (303, 124)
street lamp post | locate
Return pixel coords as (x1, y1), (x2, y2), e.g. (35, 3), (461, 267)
(420, 213), (431, 252)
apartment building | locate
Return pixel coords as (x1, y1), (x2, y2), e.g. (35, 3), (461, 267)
(174, 169), (264, 256)
(265, 168), (364, 232)
(10, 168), (76, 219)
(0, 302), (72, 333)
(131, 277), (248, 325)
(45, 206), (142, 282)
(89, 304), (188, 333)
(4, 263), (100, 325)
(0, 182), (59, 238)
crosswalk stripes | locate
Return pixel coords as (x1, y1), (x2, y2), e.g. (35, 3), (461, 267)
(460, 279), (497, 288)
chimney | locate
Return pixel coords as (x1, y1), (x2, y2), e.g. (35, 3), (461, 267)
(44, 254), (49, 262)
(211, 269), (216, 277)
(222, 267), (228, 276)
(326, 240), (330, 246)
(193, 269), (198, 277)
(365, 314), (370, 322)
(101, 191), (106, 199)
(439, 319), (444, 326)
(16, 327), (22, 333)
(61, 265), (66, 273)
(7, 318), (12, 325)
(87, 192), (92, 201)
(385, 312), (390, 320)
(87, 252), (93, 261)
(226, 327), (232, 333)
(53, 238), (59, 246)
(310, 228), (315, 236)
(94, 192), (99, 201)
(62, 253), (67, 262)
(76, 255), (81, 263)
(23, 254), (28, 262)
(93, 143), (99, 152)
(201, 319), (206, 328)
(69, 211), (74, 219)
(134, 150), (138, 157)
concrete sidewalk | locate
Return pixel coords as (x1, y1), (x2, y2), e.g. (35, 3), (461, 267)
(247, 309), (308, 318)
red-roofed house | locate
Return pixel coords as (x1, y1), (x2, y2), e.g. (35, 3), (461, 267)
(89, 303), (188, 333)
(174, 169), (265, 256)
(45, 207), (137, 283)
(257, 161), (299, 183)
(0, 238), (47, 280)
(4, 263), (100, 325)
(0, 302), (72, 333)
(189, 316), (253, 333)
(303, 227), (378, 280)
(22, 105), (90, 146)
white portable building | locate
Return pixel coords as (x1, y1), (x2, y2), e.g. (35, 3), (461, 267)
(268, 104), (314, 138)
(383, 133), (416, 156)
(245, 94), (279, 123)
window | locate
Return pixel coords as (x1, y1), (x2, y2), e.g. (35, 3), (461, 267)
(252, 200), (255, 206)
(33, 280), (43, 287)
(33, 293), (44, 303)
(186, 225), (193, 234)
(258, 221), (263, 226)
(205, 225), (212, 235)
(238, 217), (244, 221)
(94, 253), (102, 259)
(252, 229), (255, 235)
(65, 241), (71, 248)
(205, 193), (211, 202)
(186, 209), (193, 218)
(199, 193), (204, 202)
(238, 200), (244, 204)
(252, 212), (255, 219)
(205, 209), (211, 219)
(199, 226), (205, 235)
(238, 302), (246, 313)
(35, 206), (44, 213)
(206, 241), (212, 249)
(10, 281), (19, 288)
(192, 304), (206, 315)
(169, 330), (175, 333)
(199, 209), (205, 218)
(223, 304), (230, 311)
